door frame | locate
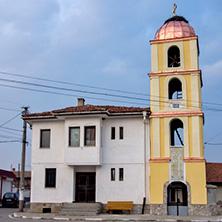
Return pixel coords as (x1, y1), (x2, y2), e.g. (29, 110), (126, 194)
(75, 172), (96, 203)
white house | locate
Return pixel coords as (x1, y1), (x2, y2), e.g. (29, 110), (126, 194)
(0, 169), (15, 201)
(23, 98), (151, 213)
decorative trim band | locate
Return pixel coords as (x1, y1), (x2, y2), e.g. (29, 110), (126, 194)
(150, 111), (203, 118)
(184, 157), (206, 162)
(149, 158), (171, 163)
(148, 69), (201, 77)
(150, 36), (198, 44)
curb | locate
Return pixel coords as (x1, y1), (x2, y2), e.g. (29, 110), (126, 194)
(12, 213), (222, 222)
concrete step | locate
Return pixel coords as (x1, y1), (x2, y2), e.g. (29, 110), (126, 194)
(58, 202), (102, 216)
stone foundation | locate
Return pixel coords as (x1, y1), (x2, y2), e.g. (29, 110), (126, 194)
(217, 201), (222, 215)
(189, 204), (217, 216)
(30, 203), (62, 213)
(150, 204), (167, 215)
(30, 202), (217, 216)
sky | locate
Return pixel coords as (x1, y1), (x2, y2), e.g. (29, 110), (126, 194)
(0, 0), (222, 171)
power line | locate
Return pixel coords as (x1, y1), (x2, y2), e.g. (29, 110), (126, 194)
(0, 113), (21, 127)
(1, 70), (222, 108)
(0, 106), (21, 112)
(205, 130), (222, 144)
(0, 140), (21, 143)
(0, 71), (149, 97)
(0, 83), (149, 106)
(0, 126), (22, 132)
(1, 74), (222, 111)
(205, 143), (222, 146)
(0, 77), (150, 103)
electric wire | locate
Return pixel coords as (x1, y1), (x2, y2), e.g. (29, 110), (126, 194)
(0, 140), (22, 143)
(0, 71), (149, 97)
(1, 70), (222, 109)
(0, 113), (21, 127)
(204, 130), (222, 145)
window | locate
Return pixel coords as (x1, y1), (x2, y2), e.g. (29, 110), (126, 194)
(119, 168), (124, 181)
(45, 168), (56, 188)
(169, 78), (182, 100)
(111, 127), (115, 140)
(40, 129), (50, 148)
(111, 168), (115, 181)
(119, 127), (124, 139)
(84, 126), (96, 146)
(69, 127), (80, 146)
(170, 119), (184, 146)
(168, 46), (180, 67)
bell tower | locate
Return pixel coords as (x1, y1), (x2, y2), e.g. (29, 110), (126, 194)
(149, 12), (207, 216)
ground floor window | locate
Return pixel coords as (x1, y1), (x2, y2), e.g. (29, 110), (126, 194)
(45, 168), (56, 188)
(119, 168), (124, 181)
(111, 168), (115, 181)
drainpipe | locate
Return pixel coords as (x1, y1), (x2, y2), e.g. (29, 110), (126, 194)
(142, 111), (147, 214)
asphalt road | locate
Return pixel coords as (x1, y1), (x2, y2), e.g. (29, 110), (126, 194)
(0, 206), (57, 222)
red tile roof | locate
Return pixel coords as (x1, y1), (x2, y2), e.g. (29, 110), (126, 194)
(0, 169), (16, 179)
(23, 105), (150, 118)
(206, 162), (222, 183)
(13, 171), (31, 178)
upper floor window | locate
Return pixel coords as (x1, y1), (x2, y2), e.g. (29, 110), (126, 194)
(170, 119), (184, 146)
(168, 46), (180, 68)
(69, 127), (80, 147)
(169, 78), (182, 100)
(119, 127), (124, 140)
(84, 126), (96, 146)
(40, 129), (50, 148)
(111, 127), (115, 140)
(45, 168), (56, 188)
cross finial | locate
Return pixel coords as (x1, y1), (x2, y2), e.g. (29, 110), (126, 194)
(172, 3), (177, 16)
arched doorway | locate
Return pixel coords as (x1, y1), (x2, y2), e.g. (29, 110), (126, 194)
(167, 182), (188, 216)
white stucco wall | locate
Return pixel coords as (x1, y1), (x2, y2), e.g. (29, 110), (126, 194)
(30, 114), (150, 204)
(96, 117), (150, 204)
(31, 163), (74, 203)
(64, 117), (102, 165)
(1, 178), (13, 199)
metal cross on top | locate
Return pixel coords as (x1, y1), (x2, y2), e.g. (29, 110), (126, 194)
(172, 3), (177, 16)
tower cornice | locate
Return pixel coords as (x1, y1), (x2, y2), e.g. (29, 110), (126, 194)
(149, 110), (203, 118)
(150, 36), (198, 44)
(148, 69), (201, 77)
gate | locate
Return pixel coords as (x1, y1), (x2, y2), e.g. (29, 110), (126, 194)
(167, 182), (188, 216)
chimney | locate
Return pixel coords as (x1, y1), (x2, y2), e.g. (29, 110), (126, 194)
(78, 98), (85, 106)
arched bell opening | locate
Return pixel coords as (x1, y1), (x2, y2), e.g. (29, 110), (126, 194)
(169, 78), (182, 100)
(168, 46), (180, 68)
(170, 119), (184, 146)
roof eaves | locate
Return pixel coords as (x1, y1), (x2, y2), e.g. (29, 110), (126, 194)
(52, 110), (110, 117)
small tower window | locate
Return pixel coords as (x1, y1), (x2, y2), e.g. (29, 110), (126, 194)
(169, 78), (182, 100)
(168, 46), (180, 67)
(170, 119), (184, 146)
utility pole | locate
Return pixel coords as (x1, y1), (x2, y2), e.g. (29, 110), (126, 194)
(18, 107), (29, 212)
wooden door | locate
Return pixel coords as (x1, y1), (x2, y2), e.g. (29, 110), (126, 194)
(76, 173), (95, 202)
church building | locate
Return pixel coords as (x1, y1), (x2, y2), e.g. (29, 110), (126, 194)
(23, 10), (216, 216)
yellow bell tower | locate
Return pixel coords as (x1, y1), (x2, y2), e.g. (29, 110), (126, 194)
(149, 12), (207, 216)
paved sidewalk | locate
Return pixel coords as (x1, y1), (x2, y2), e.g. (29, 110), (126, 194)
(12, 212), (222, 221)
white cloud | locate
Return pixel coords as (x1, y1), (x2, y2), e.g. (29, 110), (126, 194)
(103, 59), (128, 76)
(203, 60), (222, 82)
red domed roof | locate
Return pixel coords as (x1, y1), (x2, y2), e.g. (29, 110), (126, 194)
(155, 16), (196, 40)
